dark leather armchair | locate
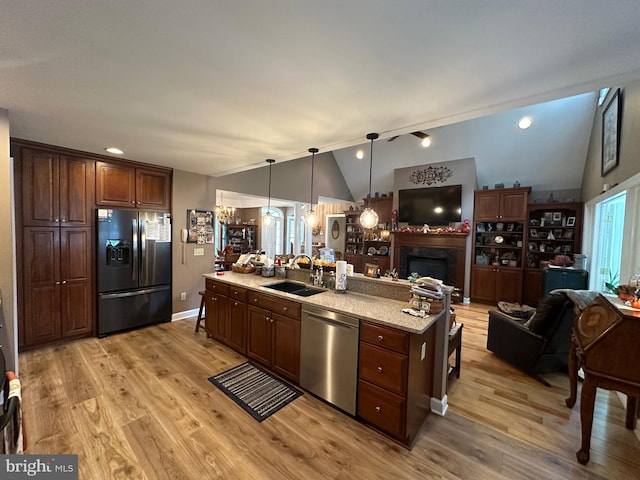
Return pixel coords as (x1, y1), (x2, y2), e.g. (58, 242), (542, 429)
(486, 292), (575, 386)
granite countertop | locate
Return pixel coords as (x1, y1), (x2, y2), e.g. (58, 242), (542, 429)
(203, 271), (447, 334)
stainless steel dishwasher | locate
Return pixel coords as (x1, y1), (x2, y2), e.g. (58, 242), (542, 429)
(300, 305), (360, 415)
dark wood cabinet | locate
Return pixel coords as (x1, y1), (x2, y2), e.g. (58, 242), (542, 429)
(204, 279), (248, 355)
(364, 196), (393, 225)
(206, 290), (230, 343)
(14, 142), (95, 350)
(471, 187), (529, 304)
(21, 148), (94, 227)
(96, 161), (171, 211)
(357, 320), (435, 447)
(21, 226), (93, 348)
(247, 291), (301, 383)
(470, 265), (523, 304)
(474, 187), (530, 221)
(523, 202), (584, 306)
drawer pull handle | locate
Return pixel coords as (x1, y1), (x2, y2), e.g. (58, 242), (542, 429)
(375, 406), (381, 413)
(377, 335), (384, 341)
(377, 366), (383, 372)
(283, 306), (288, 311)
(254, 298), (258, 303)
(234, 302), (238, 306)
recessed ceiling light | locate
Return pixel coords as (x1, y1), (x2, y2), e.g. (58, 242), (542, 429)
(518, 117), (532, 129)
(105, 147), (124, 155)
(421, 136), (432, 148)
(356, 150), (364, 159)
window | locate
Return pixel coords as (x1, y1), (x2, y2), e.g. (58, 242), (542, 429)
(590, 192), (626, 291)
(261, 207), (283, 258)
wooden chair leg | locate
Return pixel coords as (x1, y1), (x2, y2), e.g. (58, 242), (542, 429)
(195, 291), (206, 333)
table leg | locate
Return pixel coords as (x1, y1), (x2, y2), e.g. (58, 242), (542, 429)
(577, 376), (597, 465)
(565, 339), (578, 408)
(625, 396), (638, 430)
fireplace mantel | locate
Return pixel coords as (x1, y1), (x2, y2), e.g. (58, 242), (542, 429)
(391, 232), (468, 289)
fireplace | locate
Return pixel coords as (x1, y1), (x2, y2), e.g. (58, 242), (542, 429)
(392, 232), (467, 289)
(405, 252), (452, 284)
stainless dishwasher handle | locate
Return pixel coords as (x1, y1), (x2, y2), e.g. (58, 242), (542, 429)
(304, 312), (357, 330)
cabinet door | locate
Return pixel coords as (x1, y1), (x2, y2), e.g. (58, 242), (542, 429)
(59, 156), (94, 227)
(96, 161), (136, 207)
(474, 192), (501, 221)
(210, 292), (230, 343)
(470, 266), (497, 303)
(21, 227), (62, 347)
(228, 300), (247, 355)
(21, 148), (60, 226)
(60, 228), (93, 337)
(247, 305), (272, 368)
(495, 268), (523, 303)
(136, 168), (171, 211)
(500, 191), (528, 221)
(272, 312), (300, 383)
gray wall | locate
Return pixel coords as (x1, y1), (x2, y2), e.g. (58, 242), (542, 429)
(0, 109), (16, 371)
(208, 151), (353, 204)
(171, 170), (217, 314)
(393, 157), (477, 299)
(582, 80), (640, 200)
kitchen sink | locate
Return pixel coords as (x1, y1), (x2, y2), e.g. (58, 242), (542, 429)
(263, 281), (326, 297)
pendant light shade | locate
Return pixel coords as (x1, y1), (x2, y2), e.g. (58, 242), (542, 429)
(360, 132), (379, 229)
(303, 147), (319, 228)
(263, 159), (276, 226)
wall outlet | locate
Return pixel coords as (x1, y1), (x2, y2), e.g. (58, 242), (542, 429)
(180, 292), (187, 301)
(194, 248), (204, 256)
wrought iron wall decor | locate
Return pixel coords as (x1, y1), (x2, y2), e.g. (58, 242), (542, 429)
(409, 166), (452, 185)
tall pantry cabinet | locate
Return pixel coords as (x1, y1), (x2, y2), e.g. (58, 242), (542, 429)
(14, 144), (95, 349)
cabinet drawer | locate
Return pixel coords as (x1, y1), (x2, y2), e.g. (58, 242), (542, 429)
(360, 321), (409, 354)
(359, 342), (407, 396)
(248, 291), (301, 319)
(229, 285), (247, 302)
(358, 380), (405, 439)
(205, 279), (230, 296)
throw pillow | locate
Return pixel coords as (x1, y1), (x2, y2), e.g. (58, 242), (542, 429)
(524, 293), (567, 335)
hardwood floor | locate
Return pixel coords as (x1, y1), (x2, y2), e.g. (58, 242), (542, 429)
(18, 302), (640, 479)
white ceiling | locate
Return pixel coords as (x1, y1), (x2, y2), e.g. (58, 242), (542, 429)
(2, 1), (640, 183)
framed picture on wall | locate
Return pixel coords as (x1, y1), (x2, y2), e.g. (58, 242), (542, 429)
(602, 88), (621, 176)
(187, 209), (214, 244)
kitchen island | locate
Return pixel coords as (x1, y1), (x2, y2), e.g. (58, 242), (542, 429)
(202, 270), (452, 448)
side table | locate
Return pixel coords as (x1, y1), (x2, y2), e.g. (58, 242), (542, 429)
(448, 323), (463, 383)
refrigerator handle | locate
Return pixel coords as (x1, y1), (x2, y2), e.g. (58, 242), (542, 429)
(132, 218), (138, 282)
(140, 218), (147, 285)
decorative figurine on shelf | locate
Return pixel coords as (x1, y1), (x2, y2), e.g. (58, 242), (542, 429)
(422, 224), (430, 233)
(461, 219), (471, 234)
(391, 209), (398, 231)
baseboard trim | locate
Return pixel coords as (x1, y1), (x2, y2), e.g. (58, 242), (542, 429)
(431, 394), (448, 416)
(172, 308), (200, 322)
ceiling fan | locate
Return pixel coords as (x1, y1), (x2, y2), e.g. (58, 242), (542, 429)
(387, 131), (429, 142)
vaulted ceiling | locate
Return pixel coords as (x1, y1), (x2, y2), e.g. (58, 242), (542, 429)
(2, 2), (640, 193)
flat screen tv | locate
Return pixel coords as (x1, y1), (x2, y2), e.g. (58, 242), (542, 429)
(398, 185), (462, 226)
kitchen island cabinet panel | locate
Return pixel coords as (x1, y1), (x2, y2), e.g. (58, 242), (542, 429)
(228, 299), (247, 355)
(271, 312), (301, 382)
(359, 342), (407, 396)
(247, 292), (301, 383)
(358, 380), (406, 438)
(247, 305), (273, 367)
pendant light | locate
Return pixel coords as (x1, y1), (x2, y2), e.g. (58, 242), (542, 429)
(303, 147), (319, 228)
(263, 159), (276, 226)
(360, 132), (380, 229)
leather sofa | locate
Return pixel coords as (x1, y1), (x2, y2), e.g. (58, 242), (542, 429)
(486, 292), (575, 386)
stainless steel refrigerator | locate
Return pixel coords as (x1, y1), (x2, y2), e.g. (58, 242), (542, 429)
(97, 209), (172, 336)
